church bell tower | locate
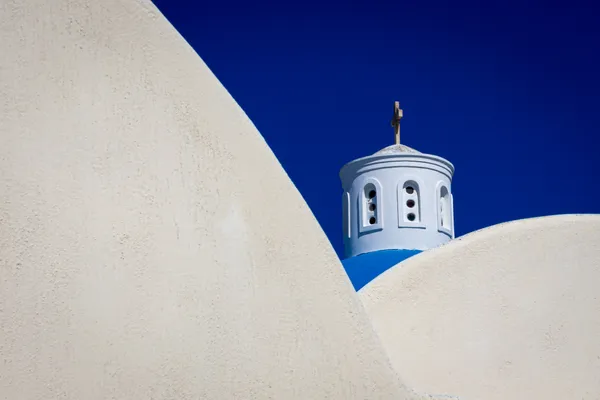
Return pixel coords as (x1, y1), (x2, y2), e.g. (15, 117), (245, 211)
(339, 102), (455, 258)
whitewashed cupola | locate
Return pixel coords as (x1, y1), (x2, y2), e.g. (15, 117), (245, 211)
(339, 102), (455, 258)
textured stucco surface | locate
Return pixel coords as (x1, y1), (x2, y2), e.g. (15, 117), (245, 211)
(0, 1), (422, 398)
(360, 214), (600, 400)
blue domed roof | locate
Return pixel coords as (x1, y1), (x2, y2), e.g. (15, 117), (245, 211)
(342, 249), (421, 291)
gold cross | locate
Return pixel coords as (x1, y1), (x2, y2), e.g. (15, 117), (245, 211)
(391, 101), (403, 145)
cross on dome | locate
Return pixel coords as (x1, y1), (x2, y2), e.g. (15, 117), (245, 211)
(391, 101), (403, 145)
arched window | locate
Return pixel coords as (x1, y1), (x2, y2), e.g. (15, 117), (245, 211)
(398, 179), (422, 226)
(359, 178), (383, 233)
(342, 192), (350, 239)
(437, 183), (453, 236)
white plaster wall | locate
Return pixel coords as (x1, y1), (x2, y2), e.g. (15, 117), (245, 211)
(0, 1), (424, 398)
(360, 214), (600, 400)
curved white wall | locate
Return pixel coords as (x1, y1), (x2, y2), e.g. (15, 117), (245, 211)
(0, 1), (422, 399)
(340, 153), (454, 257)
(360, 214), (600, 400)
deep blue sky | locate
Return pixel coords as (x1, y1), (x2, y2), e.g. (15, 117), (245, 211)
(153, 0), (599, 258)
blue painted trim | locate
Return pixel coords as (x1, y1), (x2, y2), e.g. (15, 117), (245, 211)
(341, 249), (422, 291)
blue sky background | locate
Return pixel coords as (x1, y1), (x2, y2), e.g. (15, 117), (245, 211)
(153, 0), (599, 258)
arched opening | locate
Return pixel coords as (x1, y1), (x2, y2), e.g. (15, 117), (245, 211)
(359, 179), (383, 233)
(342, 192), (350, 239)
(363, 183), (379, 226)
(401, 180), (421, 224)
(438, 184), (453, 235)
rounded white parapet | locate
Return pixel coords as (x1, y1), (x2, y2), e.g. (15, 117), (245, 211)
(340, 144), (455, 258)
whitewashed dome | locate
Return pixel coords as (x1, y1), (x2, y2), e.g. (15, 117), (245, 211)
(339, 102), (455, 260)
(373, 144), (421, 155)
